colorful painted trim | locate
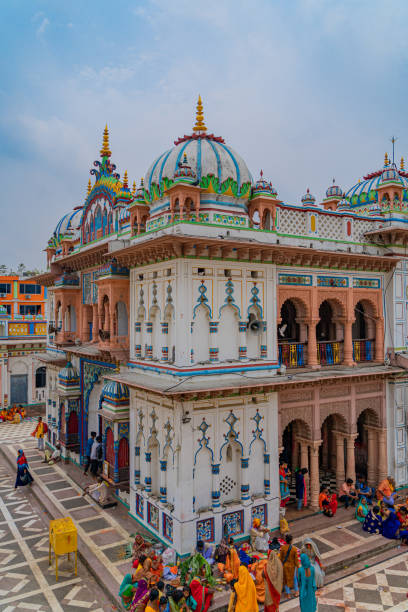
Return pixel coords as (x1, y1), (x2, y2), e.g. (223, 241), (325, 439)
(317, 275), (349, 288)
(278, 274), (312, 286)
(353, 277), (381, 289)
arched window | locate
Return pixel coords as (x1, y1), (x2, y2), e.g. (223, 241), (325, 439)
(102, 209), (108, 235)
(35, 366), (46, 388)
(105, 427), (114, 464)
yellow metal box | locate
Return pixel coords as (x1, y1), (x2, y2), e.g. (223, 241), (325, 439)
(49, 517), (77, 555)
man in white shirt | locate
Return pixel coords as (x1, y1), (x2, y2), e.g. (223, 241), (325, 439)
(43, 443), (61, 465)
(83, 477), (108, 505)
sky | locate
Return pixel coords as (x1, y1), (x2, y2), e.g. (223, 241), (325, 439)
(1, 0), (408, 269)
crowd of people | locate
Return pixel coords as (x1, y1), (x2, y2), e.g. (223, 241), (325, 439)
(0, 404), (26, 423)
(118, 520), (321, 612)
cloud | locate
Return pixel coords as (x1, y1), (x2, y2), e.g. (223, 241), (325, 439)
(2, 0), (408, 268)
(36, 17), (49, 38)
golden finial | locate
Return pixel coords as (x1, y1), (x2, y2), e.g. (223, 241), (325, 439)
(384, 152), (389, 167)
(123, 170), (128, 189)
(87, 179), (92, 196)
(100, 124), (111, 158)
(193, 95), (207, 133)
(141, 177), (144, 187)
(132, 180), (136, 196)
(401, 157), (405, 171)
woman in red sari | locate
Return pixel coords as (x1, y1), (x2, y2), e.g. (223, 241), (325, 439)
(264, 549), (283, 612)
(189, 577), (213, 612)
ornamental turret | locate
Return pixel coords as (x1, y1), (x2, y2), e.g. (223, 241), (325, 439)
(322, 179), (343, 211)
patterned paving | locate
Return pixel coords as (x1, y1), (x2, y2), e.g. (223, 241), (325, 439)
(0, 433), (116, 610)
(281, 552), (408, 611)
(0, 418), (37, 446)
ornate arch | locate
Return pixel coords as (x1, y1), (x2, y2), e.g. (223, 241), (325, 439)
(316, 294), (347, 320)
(277, 289), (311, 321)
(279, 412), (312, 444)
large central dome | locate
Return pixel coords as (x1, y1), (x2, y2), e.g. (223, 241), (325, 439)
(143, 96), (253, 203)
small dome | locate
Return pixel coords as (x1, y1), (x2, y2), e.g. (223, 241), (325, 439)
(173, 153), (197, 184)
(58, 361), (79, 385)
(252, 171), (278, 198)
(325, 180), (343, 199)
(101, 380), (129, 404)
(380, 163), (399, 183)
(301, 188), (316, 206)
(53, 209), (82, 242)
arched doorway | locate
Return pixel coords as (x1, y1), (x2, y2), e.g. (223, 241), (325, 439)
(280, 419), (311, 470)
(320, 413), (348, 489)
(278, 299), (306, 367)
(316, 300), (344, 365)
(118, 437), (129, 482)
(353, 301), (375, 362)
(67, 411), (79, 446)
(355, 408), (380, 480)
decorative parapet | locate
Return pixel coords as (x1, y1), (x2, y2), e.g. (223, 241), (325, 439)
(55, 274), (80, 288)
(96, 261), (129, 279)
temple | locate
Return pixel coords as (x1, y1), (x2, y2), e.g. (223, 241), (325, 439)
(34, 98), (408, 555)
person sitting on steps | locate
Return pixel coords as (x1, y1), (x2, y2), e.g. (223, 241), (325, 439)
(339, 478), (358, 509)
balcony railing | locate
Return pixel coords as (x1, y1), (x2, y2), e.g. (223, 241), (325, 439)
(317, 341), (342, 365)
(353, 339), (374, 362)
(278, 342), (306, 367)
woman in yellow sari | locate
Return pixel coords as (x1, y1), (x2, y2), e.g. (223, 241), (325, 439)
(228, 565), (258, 612)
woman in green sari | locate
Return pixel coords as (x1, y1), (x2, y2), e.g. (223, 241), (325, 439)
(119, 572), (139, 609)
(355, 496), (369, 523)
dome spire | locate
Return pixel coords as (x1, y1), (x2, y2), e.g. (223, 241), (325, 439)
(384, 152), (389, 167)
(401, 157), (405, 171)
(100, 124), (111, 158)
(123, 170), (129, 190)
(193, 95), (207, 133)
(132, 180), (136, 196)
(87, 178), (92, 196)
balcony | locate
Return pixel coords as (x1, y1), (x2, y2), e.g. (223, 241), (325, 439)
(278, 342), (306, 367)
(353, 339), (375, 363)
(317, 340), (343, 365)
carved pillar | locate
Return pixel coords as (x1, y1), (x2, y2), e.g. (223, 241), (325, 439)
(335, 432), (345, 487)
(161, 322), (169, 361)
(343, 320), (355, 366)
(306, 319), (319, 367)
(377, 428), (387, 481)
(264, 454), (271, 497)
(160, 460), (167, 503)
(238, 321), (247, 361)
(195, 196), (200, 222)
(135, 322), (142, 358)
(209, 321), (219, 362)
(292, 438), (300, 470)
(366, 427), (377, 487)
(260, 321), (267, 359)
(145, 451), (152, 493)
(134, 446), (141, 485)
(345, 434), (357, 482)
(113, 439), (119, 483)
(375, 318), (384, 362)
(309, 441), (321, 508)
(145, 322), (153, 359)
(211, 463), (221, 511)
(92, 304), (98, 342)
(109, 312), (115, 343)
(300, 442), (310, 500)
(240, 457), (250, 504)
